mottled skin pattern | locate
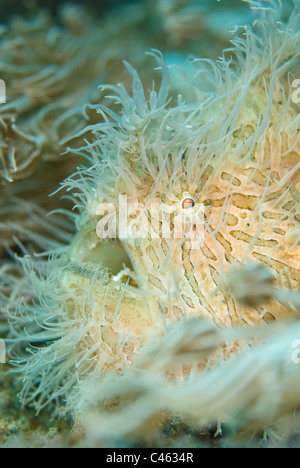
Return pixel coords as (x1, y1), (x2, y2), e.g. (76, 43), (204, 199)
(67, 84), (299, 375)
(4, 2), (300, 412)
(118, 136), (298, 327)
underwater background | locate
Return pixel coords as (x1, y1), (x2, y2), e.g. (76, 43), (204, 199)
(0, 0), (299, 448)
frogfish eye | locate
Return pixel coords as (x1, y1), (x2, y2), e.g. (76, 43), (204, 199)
(182, 198), (195, 209)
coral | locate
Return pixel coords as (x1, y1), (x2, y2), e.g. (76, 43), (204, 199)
(0, 2), (160, 254)
(0, 6), (99, 258)
(0, 0), (251, 183)
(0, 7), (92, 182)
(0, 0), (246, 258)
(1, 0), (300, 445)
(152, 0), (254, 49)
